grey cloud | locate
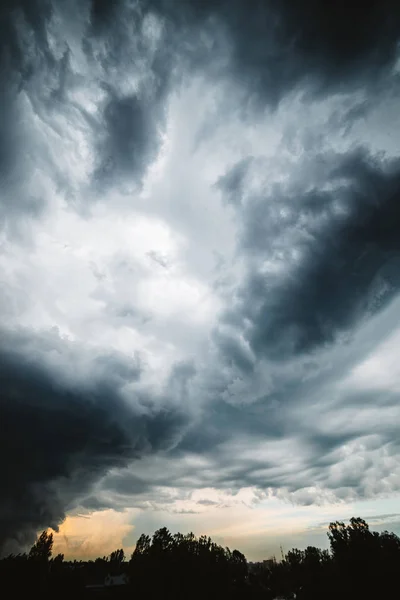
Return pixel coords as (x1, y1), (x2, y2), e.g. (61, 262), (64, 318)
(147, 250), (169, 269)
(101, 471), (153, 496)
(78, 495), (112, 512)
(85, 1), (177, 189)
(149, 358), (400, 501)
(211, 328), (255, 374)
(89, 0), (123, 30)
(93, 89), (164, 187)
(76, 382), (400, 511)
(92, 351), (142, 386)
(217, 148), (400, 360)
(196, 499), (219, 506)
(0, 328), (187, 554)
(176, 397), (287, 457)
(317, 514), (400, 529)
(146, 0), (400, 105)
(0, 0), (173, 234)
(216, 157), (253, 207)
(0, 0), (54, 229)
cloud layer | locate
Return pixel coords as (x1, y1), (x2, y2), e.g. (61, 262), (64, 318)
(1, 0), (400, 552)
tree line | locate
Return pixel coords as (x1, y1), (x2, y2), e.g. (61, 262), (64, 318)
(1, 517), (399, 598)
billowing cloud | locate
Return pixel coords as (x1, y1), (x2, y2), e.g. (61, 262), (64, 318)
(1, 0), (400, 554)
(217, 148), (400, 359)
(0, 327), (187, 553)
(147, 0), (400, 103)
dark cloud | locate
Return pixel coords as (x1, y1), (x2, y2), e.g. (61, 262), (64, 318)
(217, 149), (400, 360)
(211, 328), (255, 374)
(95, 91), (161, 183)
(216, 157), (253, 207)
(0, 0), (54, 229)
(2, 0), (398, 230)
(89, 0), (123, 29)
(1, 0), (400, 551)
(0, 329), (186, 554)
(176, 398), (285, 457)
(196, 499), (219, 506)
(101, 471), (153, 496)
(0, 0), (173, 231)
(88, 0), (171, 187)
(146, 0), (400, 104)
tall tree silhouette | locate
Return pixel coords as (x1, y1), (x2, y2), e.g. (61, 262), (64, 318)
(109, 548), (125, 574)
(28, 530), (53, 562)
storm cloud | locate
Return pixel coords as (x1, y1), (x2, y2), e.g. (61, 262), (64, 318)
(1, 0), (400, 552)
(217, 148), (400, 359)
(0, 328), (186, 553)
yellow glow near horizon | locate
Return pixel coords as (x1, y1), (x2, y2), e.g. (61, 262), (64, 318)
(49, 495), (352, 562)
(52, 509), (138, 560)
(47, 492), (400, 563)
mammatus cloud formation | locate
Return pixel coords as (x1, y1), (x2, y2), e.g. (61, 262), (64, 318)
(1, 0), (400, 553)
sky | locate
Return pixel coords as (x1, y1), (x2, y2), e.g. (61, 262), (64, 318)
(1, 0), (400, 561)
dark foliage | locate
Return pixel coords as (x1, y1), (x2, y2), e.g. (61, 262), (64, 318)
(1, 517), (399, 599)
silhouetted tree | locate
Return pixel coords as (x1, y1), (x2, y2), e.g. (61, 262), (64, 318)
(28, 530), (53, 562)
(52, 552), (64, 564)
(2, 517), (400, 599)
(326, 517), (400, 599)
(109, 548), (124, 564)
(108, 548), (125, 575)
(132, 533), (151, 556)
(128, 527), (249, 599)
